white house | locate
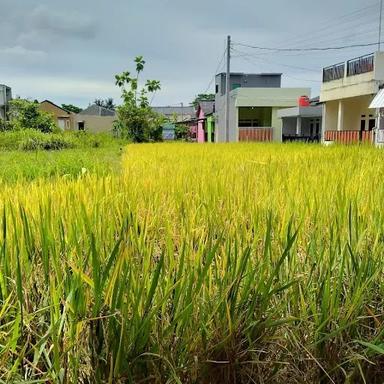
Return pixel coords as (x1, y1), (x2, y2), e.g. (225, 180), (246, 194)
(321, 52), (384, 144)
(215, 72), (310, 142)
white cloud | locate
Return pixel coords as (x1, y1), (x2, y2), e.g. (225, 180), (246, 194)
(0, 45), (45, 57)
(3, 75), (121, 108)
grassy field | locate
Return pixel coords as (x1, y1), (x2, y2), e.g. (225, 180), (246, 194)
(1, 142), (384, 383)
(0, 131), (125, 182)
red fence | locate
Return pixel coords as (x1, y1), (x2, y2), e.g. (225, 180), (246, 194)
(239, 128), (273, 142)
(324, 130), (374, 144)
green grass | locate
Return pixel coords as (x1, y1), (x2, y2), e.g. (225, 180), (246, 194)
(0, 147), (123, 182)
(1, 142), (384, 383)
(0, 131), (126, 182)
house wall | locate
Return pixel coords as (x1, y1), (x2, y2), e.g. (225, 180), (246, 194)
(197, 108), (205, 143)
(215, 92), (238, 142)
(282, 117), (321, 136)
(324, 95), (373, 132)
(271, 108), (284, 142)
(216, 73), (282, 95)
(73, 115), (116, 133)
(206, 115), (215, 143)
(39, 101), (74, 130)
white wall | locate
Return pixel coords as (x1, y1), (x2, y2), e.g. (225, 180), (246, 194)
(74, 115), (116, 133)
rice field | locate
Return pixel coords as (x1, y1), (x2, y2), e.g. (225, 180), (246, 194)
(1, 142), (384, 383)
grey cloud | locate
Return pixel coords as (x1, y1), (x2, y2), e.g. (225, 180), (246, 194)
(0, 0), (379, 107)
(29, 5), (97, 40)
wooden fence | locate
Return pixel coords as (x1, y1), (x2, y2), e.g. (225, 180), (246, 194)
(239, 128), (273, 142)
(324, 130), (374, 144)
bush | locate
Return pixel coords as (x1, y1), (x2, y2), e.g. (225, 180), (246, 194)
(8, 99), (58, 133)
(20, 135), (75, 151)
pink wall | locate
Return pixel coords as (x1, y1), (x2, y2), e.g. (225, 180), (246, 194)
(197, 108), (205, 143)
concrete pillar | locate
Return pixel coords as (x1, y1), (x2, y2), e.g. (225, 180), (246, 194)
(296, 116), (302, 136)
(321, 103), (327, 142)
(337, 100), (344, 132)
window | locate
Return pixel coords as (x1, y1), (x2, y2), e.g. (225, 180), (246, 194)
(239, 119), (260, 127)
(78, 121), (85, 131)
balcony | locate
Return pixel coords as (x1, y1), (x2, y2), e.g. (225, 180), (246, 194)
(320, 52), (384, 102)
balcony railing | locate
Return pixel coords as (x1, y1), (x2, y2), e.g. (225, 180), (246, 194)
(347, 54), (374, 76)
(323, 63), (345, 82)
(322, 53), (375, 83)
(239, 127), (273, 142)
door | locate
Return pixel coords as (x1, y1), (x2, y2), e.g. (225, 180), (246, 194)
(58, 118), (66, 130)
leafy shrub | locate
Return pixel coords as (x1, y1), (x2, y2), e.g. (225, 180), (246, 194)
(8, 99), (58, 133)
(114, 57), (164, 142)
(20, 135), (75, 151)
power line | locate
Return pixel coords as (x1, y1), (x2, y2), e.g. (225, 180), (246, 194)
(233, 41), (384, 52)
(232, 48), (320, 72)
(232, 53), (322, 83)
(263, 1), (380, 50)
(202, 48), (227, 94)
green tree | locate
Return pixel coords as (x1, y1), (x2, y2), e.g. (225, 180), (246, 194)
(61, 104), (83, 114)
(94, 98), (116, 111)
(114, 57), (163, 142)
(191, 93), (215, 108)
(8, 99), (58, 133)
(174, 124), (190, 140)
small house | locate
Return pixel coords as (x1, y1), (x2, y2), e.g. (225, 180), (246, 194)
(39, 100), (74, 130)
(74, 104), (116, 133)
(196, 100), (215, 143)
(278, 97), (322, 142)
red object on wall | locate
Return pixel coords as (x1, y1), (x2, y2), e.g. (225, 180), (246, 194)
(298, 96), (310, 107)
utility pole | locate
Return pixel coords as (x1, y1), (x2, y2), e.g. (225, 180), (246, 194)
(380, 0), (383, 51)
(225, 35), (231, 143)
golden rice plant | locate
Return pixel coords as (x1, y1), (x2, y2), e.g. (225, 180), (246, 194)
(1, 143), (384, 383)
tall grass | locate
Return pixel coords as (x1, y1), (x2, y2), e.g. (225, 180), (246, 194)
(1, 143), (384, 383)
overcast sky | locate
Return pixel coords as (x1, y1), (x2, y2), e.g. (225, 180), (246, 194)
(0, 0), (381, 108)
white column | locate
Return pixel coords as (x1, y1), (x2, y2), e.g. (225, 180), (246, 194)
(321, 103), (327, 142)
(296, 116), (302, 136)
(337, 100), (344, 132)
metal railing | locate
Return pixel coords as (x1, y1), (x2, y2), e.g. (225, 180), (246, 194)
(323, 62), (345, 82)
(347, 54), (374, 76)
(283, 134), (320, 143)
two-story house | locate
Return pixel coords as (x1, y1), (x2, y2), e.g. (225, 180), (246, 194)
(215, 72), (310, 143)
(320, 52), (384, 144)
